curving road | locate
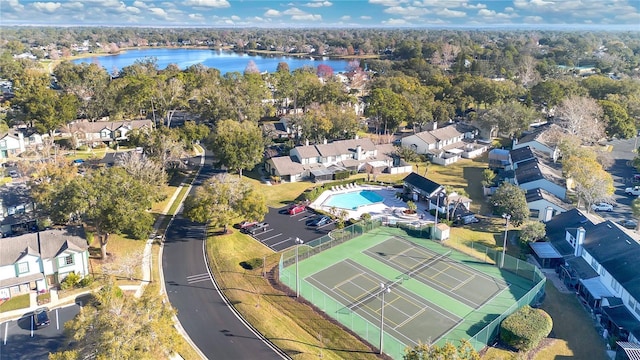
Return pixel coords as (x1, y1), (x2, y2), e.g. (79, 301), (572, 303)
(162, 154), (287, 360)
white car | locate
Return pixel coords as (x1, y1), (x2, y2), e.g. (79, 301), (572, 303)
(625, 186), (640, 196)
(591, 203), (613, 212)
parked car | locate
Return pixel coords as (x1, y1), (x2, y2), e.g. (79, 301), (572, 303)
(619, 219), (638, 229)
(288, 204), (306, 215)
(625, 186), (640, 196)
(591, 202), (614, 212)
(33, 307), (50, 329)
(8, 170), (19, 178)
(238, 221), (259, 230)
(308, 215), (331, 227)
(247, 222), (269, 234)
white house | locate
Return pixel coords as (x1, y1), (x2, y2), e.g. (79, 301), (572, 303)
(0, 132), (25, 159)
(525, 188), (569, 221)
(544, 209), (640, 345)
(514, 158), (566, 199)
(0, 183), (37, 236)
(60, 119), (153, 147)
(400, 123), (487, 166)
(266, 137), (411, 182)
(512, 124), (563, 162)
(0, 226), (89, 299)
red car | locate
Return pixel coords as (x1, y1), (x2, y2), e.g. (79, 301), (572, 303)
(288, 204), (306, 215)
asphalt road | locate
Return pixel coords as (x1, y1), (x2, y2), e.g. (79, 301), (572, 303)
(598, 137), (638, 224)
(162, 154), (286, 360)
(0, 305), (79, 360)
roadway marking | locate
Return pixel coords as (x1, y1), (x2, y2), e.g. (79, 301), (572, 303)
(258, 233), (283, 242)
(271, 237), (294, 249)
(56, 308), (60, 330)
(30, 316), (34, 337)
(3, 322), (7, 345)
(187, 273), (211, 284)
(297, 214), (315, 222)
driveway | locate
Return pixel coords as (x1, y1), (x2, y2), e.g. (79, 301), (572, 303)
(0, 305), (79, 360)
(248, 206), (336, 251)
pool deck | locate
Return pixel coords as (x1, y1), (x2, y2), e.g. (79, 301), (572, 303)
(308, 184), (435, 226)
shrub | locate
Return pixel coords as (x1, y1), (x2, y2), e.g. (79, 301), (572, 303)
(500, 305), (553, 352)
(240, 257), (264, 270)
(79, 275), (94, 288)
(60, 272), (82, 290)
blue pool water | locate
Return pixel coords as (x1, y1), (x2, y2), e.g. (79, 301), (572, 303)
(324, 190), (384, 210)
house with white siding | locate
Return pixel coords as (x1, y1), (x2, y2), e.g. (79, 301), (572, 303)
(400, 123), (487, 166)
(542, 209), (640, 346)
(0, 132), (25, 160)
(59, 119), (153, 147)
(0, 226), (89, 300)
(512, 124), (563, 162)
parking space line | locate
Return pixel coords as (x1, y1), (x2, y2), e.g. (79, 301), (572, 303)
(3, 322), (7, 345)
(271, 237), (294, 249)
(250, 228), (273, 236)
(258, 233), (283, 242)
(30, 316), (33, 337)
(316, 222), (334, 229)
(297, 214), (315, 222)
(289, 211), (309, 218)
(56, 308), (60, 330)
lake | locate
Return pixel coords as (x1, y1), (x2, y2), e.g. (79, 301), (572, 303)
(72, 48), (351, 75)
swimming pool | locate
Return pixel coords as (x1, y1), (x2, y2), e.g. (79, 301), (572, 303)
(323, 190), (384, 210)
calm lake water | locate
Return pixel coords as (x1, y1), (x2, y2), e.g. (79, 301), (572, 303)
(72, 48), (351, 75)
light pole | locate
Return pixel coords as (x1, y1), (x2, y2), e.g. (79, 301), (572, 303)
(295, 237), (304, 298)
(379, 283), (391, 355)
(501, 214), (511, 268)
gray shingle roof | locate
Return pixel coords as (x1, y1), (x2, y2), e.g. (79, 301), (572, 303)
(0, 226), (88, 266)
(63, 119), (153, 134)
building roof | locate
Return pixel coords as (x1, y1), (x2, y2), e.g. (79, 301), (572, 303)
(268, 156), (305, 176)
(617, 342), (640, 360)
(565, 256), (599, 279)
(510, 146), (535, 164)
(63, 119), (153, 134)
(516, 123), (564, 149)
(0, 226), (88, 266)
(403, 172), (443, 196)
(515, 158), (564, 186)
(530, 242), (563, 259)
(602, 305), (640, 341)
(525, 188), (569, 209)
(545, 209), (598, 256)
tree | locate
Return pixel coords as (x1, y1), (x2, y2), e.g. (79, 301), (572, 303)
(182, 173), (267, 233)
(519, 221), (546, 244)
(481, 169), (496, 187)
(365, 87), (412, 135)
(404, 339), (479, 360)
(477, 100), (539, 139)
(562, 152), (614, 210)
(53, 281), (179, 359)
(316, 64), (334, 78)
(118, 151), (167, 188)
(44, 167), (155, 258)
(206, 119), (265, 177)
(600, 99), (635, 139)
(554, 95), (604, 144)
(492, 182), (528, 226)
(500, 305), (553, 352)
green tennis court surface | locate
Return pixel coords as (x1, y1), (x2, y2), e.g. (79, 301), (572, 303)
(364, 237), (508, 309)
(280, 225), (545, 359)
(307, 259), (462, 346)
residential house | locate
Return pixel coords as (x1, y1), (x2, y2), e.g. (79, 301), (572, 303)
(514, 158), (566, 199)
(542, 209), (640, 345)
(60, 119), (154, 147)
(0, 226), (89, 299)
(512, 124), (563, 161)
(488, 148), (510, 171)
(265, 137), (411, 183)
(525, 188), (569, 221)
(400, 123), (487, 166)
(402, 172), (445, 204)
(0, 132), (25, 159)
(0, 183), (37, 236)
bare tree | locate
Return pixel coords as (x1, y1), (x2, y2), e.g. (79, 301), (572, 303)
(555, 95), (605, 144)
(102, 253), (142, 281)
(518, 55), (540, 88)
(119, 151), (167, 187)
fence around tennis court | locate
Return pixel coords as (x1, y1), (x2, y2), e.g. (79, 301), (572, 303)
(278, 221), (546, 357)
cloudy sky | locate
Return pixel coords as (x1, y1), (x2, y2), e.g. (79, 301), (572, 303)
(1, 0), (639, 29)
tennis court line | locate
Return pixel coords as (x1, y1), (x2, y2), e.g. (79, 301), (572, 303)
(346, 260), (461, 324)
(333, 273), (368, 290)
(450, 275), (475, 292)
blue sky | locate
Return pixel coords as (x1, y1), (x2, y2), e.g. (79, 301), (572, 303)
(1, 0), (639, 29)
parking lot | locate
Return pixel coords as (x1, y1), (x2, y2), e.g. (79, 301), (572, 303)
(0, 304), (80, 360)
(246, 206), (336, 251)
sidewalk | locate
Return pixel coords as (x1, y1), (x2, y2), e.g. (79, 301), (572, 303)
(0, 150), (203, 322)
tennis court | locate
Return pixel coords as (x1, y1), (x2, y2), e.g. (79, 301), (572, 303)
(307, 259), (462, 346)
(363, 237), (508, 309)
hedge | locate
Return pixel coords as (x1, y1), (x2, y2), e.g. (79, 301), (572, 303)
(500, 305), (553, 352)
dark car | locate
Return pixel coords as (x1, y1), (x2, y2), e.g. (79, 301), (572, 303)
(33, 307), (50, 329)
(247, 222), (269, 234)
(308, 215), (331, 227)
(619, 219), (638, 229)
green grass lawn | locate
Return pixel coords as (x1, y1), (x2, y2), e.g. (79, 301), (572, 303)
(0, 294), (31, 312)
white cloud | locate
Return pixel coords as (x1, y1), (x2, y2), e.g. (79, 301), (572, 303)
(149, 7), (169, 18)
(360, 15), (372, 19)
(523, 15), (543, 23)
(264, 9), (280, 17)
(230, 15), (240, 20)
(437, 8), (466, 18)
(32, 2), (62, 13)
(340, 15), (351, 20)
(62, 2), (84, 10)
(384, 5), (430, 15)
(133, 1), (148, 8)
(369, 0), (407, 6)
(477, 8), (495, 16)
(188, 13), (203, 20)
(283, 7), (305, 15)
(304, 0), (332, 8)
(291, 13), (322, 21)
(382, 17), (409, 24)
(183, 0), (230, 8)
